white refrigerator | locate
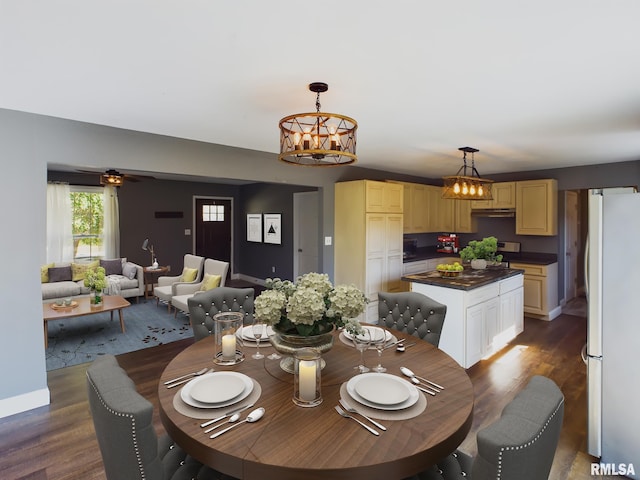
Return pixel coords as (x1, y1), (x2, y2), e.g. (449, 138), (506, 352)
(586, 187), (640, 477)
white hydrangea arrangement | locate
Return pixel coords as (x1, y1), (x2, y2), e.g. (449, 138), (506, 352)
(255, 272), (367, 336)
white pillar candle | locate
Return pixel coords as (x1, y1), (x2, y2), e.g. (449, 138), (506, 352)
(298, 360), (317, 401)
(222, 334), (236, 360)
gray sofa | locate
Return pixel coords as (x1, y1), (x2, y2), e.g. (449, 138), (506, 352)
(41, 259), (144, 302)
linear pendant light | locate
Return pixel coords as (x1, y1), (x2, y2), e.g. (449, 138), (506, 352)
(442, 147), (493, 200)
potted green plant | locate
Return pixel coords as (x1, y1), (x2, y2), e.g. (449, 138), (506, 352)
(459, 236), (503, 269)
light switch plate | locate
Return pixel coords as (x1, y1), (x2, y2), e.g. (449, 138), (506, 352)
(324, 236), (332, 246)
(184, 229), (191, 235)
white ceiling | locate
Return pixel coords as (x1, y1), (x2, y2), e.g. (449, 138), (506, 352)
(2, 1), (640, 179)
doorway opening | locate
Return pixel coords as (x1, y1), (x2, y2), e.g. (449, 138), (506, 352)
(193, 196), (233, 282)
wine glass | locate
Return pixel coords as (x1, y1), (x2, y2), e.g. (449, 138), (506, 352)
(251, 320), (265, 360)
(370, 327), (387, 373)
(352, 328), (371, 373)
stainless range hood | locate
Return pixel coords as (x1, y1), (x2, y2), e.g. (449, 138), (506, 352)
(471, 208), (515, 218)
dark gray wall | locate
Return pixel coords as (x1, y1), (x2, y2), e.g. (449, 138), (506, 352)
(239, 183), (316, 280)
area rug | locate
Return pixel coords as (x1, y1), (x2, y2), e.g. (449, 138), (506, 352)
(45, 300), (194, 370)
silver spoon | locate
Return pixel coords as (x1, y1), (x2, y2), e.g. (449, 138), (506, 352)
(204, 413), (240, 434)
(210, 407), (265, 439)
(164, 367), (208, 385)
(400, 366), (443, 391)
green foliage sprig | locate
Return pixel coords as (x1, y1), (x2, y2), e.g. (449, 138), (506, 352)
(459, 236), (503, 263)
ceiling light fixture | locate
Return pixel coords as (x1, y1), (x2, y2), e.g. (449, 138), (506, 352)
(442, 147), (493, 200)
(278, 82), (357, 167)
(100, 169), (124, 187)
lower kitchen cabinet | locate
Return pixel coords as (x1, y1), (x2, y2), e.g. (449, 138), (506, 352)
(509, 262), (560, 321)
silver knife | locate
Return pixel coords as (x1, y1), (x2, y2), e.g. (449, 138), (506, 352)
(200, 403), (255, 428)
(339, 398), (387, 431)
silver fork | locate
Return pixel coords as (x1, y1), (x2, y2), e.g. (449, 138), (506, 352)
(338, 398), (386, 431)
(334, 406), (379, 436)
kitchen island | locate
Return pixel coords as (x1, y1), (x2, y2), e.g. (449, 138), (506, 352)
(402, 267), (524, 368)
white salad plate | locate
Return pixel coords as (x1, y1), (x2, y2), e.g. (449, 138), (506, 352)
(343, 326), (392, 343)
(181, 372), (253, 409)
(346, 373), (419, 410)
(237, 325), (274, 342)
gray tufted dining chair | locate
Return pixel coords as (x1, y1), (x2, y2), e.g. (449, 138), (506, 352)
(86, 354), (237, 480)
(405, 375), (565, 480)
(187, 287), (254, 341)
(378, 291), (447, 347)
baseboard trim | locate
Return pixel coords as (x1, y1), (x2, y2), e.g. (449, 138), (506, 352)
(236, 274), (266, 286)
(525, 305), (563, 322)
(0, 387), (50, 419)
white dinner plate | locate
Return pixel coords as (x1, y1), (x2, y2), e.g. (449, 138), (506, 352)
(180, 372), (253, 409)
(237, 325), (274, 341)
(346, 373), (419, 410)
(343, 326), (392, 343)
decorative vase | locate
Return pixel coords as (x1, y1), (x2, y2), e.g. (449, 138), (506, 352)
(269, 325), (334, 373)
(471, 259), (487, 270)
(152, 259), (159, 269)
(90, 289), (103, 307)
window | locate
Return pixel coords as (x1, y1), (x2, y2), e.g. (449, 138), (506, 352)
(202, 204), (225, 222)
(70, 186), (105, 260)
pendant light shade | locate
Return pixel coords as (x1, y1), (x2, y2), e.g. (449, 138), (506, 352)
(278, 82), (357, 167)
(442, 147), (493, 200)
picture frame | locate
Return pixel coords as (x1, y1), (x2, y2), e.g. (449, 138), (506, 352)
(263, 213), (282, 244)
(247, 214), (262, 242)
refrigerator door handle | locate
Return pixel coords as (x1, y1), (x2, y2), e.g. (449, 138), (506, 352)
(581, 343), (588, 365)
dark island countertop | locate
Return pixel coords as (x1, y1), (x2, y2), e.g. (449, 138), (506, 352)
(402, 267), (524, 291)
(403, 247), (557, 266)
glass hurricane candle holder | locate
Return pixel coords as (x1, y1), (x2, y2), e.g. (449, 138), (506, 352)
(213, 312), (244, 365)
(293, 347), (322, 407)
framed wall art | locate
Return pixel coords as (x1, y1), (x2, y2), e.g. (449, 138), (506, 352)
(247, 214), (262, 242)
(263, 213), (282, 244)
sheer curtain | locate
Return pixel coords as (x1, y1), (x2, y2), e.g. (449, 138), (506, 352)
(103, 185), (120, 259)
(46, 183), (74, 263)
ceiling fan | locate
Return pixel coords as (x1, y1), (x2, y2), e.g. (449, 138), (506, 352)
(75, 168), (155, 185)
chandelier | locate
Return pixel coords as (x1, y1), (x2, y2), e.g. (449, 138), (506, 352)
(442, 147), (493, 200)
(100, 169), (124, 186)
(278, 82), (357, 166)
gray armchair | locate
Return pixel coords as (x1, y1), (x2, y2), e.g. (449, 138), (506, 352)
(154, 254), (205, 312)
(378, 291), (447, 347)
(406, 375), (564, 480)
(188, 287), (254, 341)
(86, 354), (236, 480)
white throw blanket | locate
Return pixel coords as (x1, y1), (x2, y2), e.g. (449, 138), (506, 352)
(106, 275), (123, 296)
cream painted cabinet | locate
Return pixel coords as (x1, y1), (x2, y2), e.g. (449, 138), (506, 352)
(516, 179), (557, 235)
(439, 198), (477, 233)
(471, 182), (516, 210)
(509, 262), (560, 320)
(394, 181), (428, 233)
(335, 180), (404, 323)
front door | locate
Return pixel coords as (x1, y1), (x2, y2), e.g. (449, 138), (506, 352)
(194, 197), (232, 279)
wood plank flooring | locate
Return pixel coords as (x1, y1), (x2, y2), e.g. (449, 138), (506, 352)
(0, 312), (599, 480)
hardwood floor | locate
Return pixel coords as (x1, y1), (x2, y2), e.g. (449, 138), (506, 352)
(0, 312), (598, 480)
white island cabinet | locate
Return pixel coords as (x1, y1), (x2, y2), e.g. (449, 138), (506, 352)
(405, 270), (524, 368)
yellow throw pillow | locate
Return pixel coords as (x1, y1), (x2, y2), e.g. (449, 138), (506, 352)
(41, 263), (55, 283)
(199, 274), (222, 291)
(181, 267), (198, 282)
(71, 260), (100, 282)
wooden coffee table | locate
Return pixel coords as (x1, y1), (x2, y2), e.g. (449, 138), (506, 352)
(42, 295), (131, 348)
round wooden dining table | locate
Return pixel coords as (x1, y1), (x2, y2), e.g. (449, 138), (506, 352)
(158, 328), (474, 480)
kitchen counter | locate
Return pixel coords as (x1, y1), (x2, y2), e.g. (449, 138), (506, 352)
(402, 267), (524, 291)
(403, 247), (557, 265)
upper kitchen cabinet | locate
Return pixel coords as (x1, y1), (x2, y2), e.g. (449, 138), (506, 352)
(365, 180), (403, 213)
(439, 198), (477, 233)
(392, 181), (428, 233)
(471, 182), (516, 210)
(516, 179), (558, 235)
(335, 180), (404, 322)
